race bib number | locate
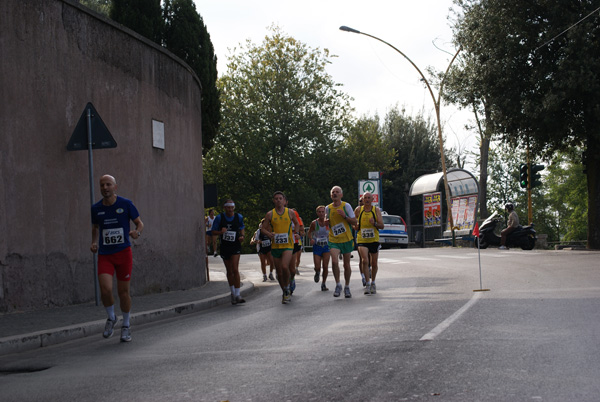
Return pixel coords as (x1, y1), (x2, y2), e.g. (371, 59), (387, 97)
(223, 230), (237, 242)
(274, 233), (289, 245)
(316, 238), (328, 247)
(361, 228), (375, 239)
(261, 239), (271, 247)
(102, 228), (124, 245)
(332, 223), (347, 236)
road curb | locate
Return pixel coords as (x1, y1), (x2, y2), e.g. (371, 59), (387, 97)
(0, 282), (255, 357)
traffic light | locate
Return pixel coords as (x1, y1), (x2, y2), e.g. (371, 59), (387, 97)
(531, 164), (545, 187)
(519, 163), (528, 189)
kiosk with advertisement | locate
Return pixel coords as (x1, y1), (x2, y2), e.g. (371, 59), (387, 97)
(409, 168), (480, 244)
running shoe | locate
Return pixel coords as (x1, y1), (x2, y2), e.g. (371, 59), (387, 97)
(231, 294), (237, 305)
(235, 296), (246, 304)
(120, 326), (132, 342)
(282, 293), (287, 304)
(269, 273), (275, 281)
(370, 283), (377, 294)
(263, 275), (268, 282)
(214, 251), (218, 257)
(284, 289), (292, 303)
(364, 285), (371, 295)
(344, 287), (352, 298)
(103, 317), (118, 338)
(499, 245), (508, 250)
(290, 279), (296, 294)
(314, 271), (320, 283)
(321, 283), (329, 291)
(362, 277), (367, 287)
(333, 283), (342, 297)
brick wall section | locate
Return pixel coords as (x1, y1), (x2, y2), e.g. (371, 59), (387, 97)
(0, 0), (206, 312)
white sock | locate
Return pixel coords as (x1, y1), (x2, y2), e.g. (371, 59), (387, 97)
(105, 305), (116, 321)
(122, 312), (130, 327)
(235, 288), (240, 297)
(361, 273), (365, 279)
(337, 282), (342, 287)
(230, 285), (235, 295)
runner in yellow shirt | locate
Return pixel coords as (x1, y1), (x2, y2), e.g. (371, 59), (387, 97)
(325, 186), (357, 298)
(354, 192), (384, 295)
(261, 191), (300, 304)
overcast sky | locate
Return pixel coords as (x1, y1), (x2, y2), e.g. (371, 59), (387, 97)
(193, 0), (477, 160)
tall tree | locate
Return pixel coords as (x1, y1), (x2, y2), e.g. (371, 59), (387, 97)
(382, 107), (453, 225)
(163, 0), (220, 155)
(453, 0), (600, 249)
(110, 0), (163, 43)
(443, 49), (494, 219)
(204, 26), (354, 228)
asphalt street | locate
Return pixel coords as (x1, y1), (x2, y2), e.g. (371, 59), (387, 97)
(1, 247), (599, 402)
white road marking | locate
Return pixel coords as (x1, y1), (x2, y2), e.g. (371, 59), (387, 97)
(433, 254), (473, 259)
(420, 292), (482, 341)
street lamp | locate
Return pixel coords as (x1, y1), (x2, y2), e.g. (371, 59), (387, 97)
(339, 25), (461, 245)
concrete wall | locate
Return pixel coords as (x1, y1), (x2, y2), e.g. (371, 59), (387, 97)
(0, 0), (206, 312)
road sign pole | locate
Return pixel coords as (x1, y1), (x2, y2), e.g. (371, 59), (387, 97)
(87, 107), (101, 306)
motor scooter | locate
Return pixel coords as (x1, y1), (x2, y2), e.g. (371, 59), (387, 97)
(476, 211), (537, 250)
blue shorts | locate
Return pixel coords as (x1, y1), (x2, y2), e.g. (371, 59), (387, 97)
(312, 243), (330, 257)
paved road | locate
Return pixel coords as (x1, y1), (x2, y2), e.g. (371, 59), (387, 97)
(1, 248), (599, 402)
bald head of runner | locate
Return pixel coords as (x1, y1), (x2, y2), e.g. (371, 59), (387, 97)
(99, 174), (117, 205)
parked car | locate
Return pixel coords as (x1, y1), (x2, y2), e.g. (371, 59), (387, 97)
(379, 212), (408, 248)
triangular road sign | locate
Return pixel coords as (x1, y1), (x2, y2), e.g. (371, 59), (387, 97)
(67, 102), (117, 151)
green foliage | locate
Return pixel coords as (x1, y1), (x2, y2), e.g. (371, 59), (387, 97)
(485, 142), (587, 243)
(78, 0), (111, 16)
(163, 0), (220, 155)
(205, 26), (382, 233)
(545, 152), (588, 241)
(382, 107), (452, 222)
(453, 0), (600, 247)
(110, 0), (163, 43)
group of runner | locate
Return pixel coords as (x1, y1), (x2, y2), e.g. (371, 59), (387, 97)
(89, 175), (386, 343)
(209, 185), (384, 305)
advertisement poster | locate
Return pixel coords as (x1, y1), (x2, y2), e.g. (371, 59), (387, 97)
(449, 195), (478, 230)
(423, 192), (442, 227)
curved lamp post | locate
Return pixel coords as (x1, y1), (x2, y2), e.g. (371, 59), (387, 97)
(340, 25), (461, 245)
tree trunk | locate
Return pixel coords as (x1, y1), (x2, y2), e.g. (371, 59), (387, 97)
(479, 135), (490, 219)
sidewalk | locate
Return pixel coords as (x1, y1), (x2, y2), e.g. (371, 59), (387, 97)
(0, 258), (256, 357)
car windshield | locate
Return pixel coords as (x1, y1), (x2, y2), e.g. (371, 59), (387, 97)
(383, 216), (403, 225)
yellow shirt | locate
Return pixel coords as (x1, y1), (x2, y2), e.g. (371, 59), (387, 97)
(327, 201), (354, 243)
(271, 207), (294, 249)
(356, 206), (379, 243)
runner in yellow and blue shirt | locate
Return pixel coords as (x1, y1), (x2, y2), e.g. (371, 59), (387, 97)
(324, 186), (357, 298)
(261, 191), (300, 304)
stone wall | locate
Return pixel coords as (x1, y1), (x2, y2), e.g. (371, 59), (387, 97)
(0, 0), (206, 312)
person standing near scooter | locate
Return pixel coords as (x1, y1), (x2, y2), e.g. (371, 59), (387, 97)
(499, 202), (519, 250)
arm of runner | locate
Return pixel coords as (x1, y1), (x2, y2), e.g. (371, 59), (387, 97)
(374, 207), (384, 230)
(344, 203), (357, 226)
(130, 217), (144, 239)
(91, 224), (99, 253)
(307, 220), (317, 245)
(261, 211), (274, 239)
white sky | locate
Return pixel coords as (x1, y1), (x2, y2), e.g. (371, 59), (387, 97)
(193, 0), (478, 162)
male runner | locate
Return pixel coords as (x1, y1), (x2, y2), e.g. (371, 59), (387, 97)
(261, 191), (300, 304)
(325, 186), (357, 298)
(212, 199), (246, 305)
(354, 192), (384, 295)
(91, 174), (143, 342)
